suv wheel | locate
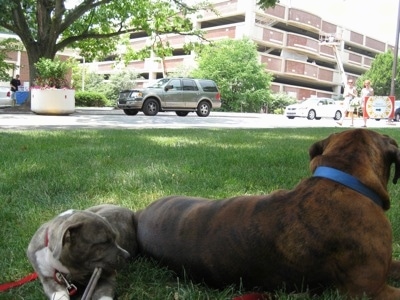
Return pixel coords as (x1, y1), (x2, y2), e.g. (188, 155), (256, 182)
(176, 111), (189, 117)
(123, 109), (139, 116)
(196, 101), (211, 117)
(143, 99), (159, 116)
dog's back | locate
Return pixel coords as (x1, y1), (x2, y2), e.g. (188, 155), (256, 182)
(136, 129), (400, 299)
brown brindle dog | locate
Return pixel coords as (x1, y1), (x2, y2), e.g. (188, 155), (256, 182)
(136, 129), (400, 299)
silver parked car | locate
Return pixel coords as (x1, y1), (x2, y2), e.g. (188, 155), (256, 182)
(0, 86), (12, 107)
(117, 78), (222, 117)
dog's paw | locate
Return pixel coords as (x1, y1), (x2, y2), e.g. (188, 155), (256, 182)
(51, 291), (69, 300)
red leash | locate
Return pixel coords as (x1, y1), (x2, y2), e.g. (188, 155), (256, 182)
(0, 272), (38, 292)
(233, 292), (271, 300)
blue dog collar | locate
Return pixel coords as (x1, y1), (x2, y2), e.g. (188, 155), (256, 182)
(313, 166), (383, 208)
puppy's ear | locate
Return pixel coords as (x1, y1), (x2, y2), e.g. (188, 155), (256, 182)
(51, 222), (82, 259)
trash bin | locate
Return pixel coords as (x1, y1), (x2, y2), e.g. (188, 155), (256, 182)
(15, 91), (29, 105)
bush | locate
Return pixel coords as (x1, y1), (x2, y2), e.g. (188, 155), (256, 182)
(75, 91), (112, 107)
(34, 57), (72, 88)
(270, 93), (297, 114)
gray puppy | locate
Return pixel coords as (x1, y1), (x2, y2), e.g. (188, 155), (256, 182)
(27, 204), (137, 300)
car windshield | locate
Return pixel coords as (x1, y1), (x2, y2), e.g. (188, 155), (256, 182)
(148, 78), (170, 88)
(301, 98), (320, 105)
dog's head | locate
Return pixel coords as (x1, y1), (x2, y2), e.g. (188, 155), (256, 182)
(48, 210), (130, 278)
(309, 129), (400, 210)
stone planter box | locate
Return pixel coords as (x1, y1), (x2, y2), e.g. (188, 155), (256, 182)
(31, 89), (75, 115)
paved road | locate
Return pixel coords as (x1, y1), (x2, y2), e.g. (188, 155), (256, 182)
(0, 107), (398, 130)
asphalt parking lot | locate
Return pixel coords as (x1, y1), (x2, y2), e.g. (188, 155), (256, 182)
(0, 107), (398, 130)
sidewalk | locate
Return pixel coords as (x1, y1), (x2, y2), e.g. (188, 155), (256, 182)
(0, 106), (398, 130)
(0, 106), (123, 115)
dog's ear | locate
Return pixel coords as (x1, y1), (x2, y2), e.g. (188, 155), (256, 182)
(51, 222), (83, 259)
(382, 134), (400, 184)
(309, 139), (325, 160)
(389, 142), (400, 184)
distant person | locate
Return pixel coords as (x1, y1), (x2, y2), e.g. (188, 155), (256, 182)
(337, 79), (358, 126)
(10, 74), (21, 103)
(360, 79), (374, 127)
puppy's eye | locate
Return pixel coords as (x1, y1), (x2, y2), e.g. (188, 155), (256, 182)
(92, 244), (108, 257)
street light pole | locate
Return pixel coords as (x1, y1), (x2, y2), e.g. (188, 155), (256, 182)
(390, 0), (400, 96)
(82, 56), (85, 91)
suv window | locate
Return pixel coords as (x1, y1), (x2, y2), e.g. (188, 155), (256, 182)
(168, 79), (182, 90)
(149, 78), (170, 88)
(182, 79), (199, 91)
(199, 80), (218, 92)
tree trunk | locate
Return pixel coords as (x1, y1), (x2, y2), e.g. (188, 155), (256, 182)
(17, 38), (57, 109)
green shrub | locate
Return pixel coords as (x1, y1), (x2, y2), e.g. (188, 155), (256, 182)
(75, 91), (112, 107)
(270, 92), (297, 114)
(34, 57), (72, 88)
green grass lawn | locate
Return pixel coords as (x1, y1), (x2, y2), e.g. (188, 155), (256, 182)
(1, 128), (400, 299)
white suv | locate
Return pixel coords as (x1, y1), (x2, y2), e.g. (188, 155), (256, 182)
(117, 78), (221, 117)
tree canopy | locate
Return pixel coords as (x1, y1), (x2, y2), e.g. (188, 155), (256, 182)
(0, 0), (279, 87)
(0, 38), (21, 81)
(191, 38), (273, 112)
(257, 0), (280, 9)
(357, 51), (400, 98)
